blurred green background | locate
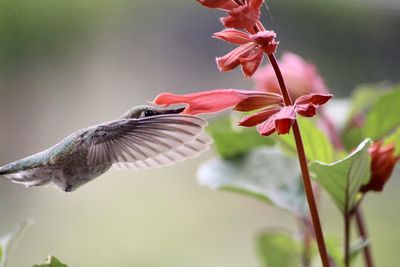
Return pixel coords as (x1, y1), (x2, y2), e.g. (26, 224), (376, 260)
(0, 0), (399, 266)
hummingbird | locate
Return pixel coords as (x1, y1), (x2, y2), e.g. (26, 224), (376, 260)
(0, 105), (211, 192)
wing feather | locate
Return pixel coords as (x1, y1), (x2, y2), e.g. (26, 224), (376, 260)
(87, 114), (210, 169)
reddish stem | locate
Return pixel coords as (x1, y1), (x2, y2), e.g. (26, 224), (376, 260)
(344, 212), (351, 267)
(354, 207), (375, 267)
(267, 53), (331, 267)
(248, 3), (330, 266)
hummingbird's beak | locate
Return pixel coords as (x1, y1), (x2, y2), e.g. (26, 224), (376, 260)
(164, 107), (185, 114)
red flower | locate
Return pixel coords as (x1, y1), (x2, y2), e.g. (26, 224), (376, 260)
(153, 89), (332, 136)
(239, 93), (332, 135)
(214, 28), (278, 78)
(153, 89), (283, 115)
(360, 142), (400, 193)
(197, 0), (264, 33)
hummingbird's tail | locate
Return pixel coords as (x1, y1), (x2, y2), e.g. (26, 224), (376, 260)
(0, 164), (52, 188)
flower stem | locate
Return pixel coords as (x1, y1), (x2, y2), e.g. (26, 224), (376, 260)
(354, 206), (375, 267)
(267, 53), (331, 267)
(344, 212), (351, 267)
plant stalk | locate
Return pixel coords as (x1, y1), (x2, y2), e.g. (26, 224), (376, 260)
(267, 53), (331, 267)
(354, 206), (375, 267)
(344, 212), (351, 267)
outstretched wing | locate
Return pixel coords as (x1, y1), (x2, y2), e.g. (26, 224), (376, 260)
(87, 114), (211, 169)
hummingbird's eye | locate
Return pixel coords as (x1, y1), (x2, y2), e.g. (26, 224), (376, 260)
(143, 110), (156, 117)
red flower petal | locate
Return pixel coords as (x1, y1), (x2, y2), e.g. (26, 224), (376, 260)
(251, 30), (276, 45)
(153, 89), (282, 115)
(216, 43), (256, 72)
(221, 5), (260, 33)
(213, 29), (253, 45)
(256, 117), (276, 136)
(295, 93), (333, 117)
(274, 106), (296, 134)
(196, 0), (238, 10)
(256, 106), (296, 136)
(240, 49), (263, 78)
(234, 92), (283, 111)
(295, 93), (333, 106)
(296, 103), (317, 117)
(238, 106), (280, 127)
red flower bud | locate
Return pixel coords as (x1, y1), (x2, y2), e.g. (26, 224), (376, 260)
(360, 142), (399, 193)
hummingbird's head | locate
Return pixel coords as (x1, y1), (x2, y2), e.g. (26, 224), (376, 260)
(121, 105), (185, 119)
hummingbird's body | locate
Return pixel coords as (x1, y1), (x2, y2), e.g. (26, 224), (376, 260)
(0, 106), (210, 192)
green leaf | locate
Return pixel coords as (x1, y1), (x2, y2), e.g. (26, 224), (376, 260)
(384, 127), (400, 156)
(347, 85), (384, 121)
(342, 126), (364, 152)
(33, 256), (68, 267)
(364, 87), (400, 140)
(275, 117), (335, 163)
(197, 147), (307, 217)
(0, 221), (32, 267)
(310, 139), (372, 214)
(256, 231), (301, 267)
(206, 114), (273, 159)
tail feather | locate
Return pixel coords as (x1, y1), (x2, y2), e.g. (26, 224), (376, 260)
(0, 166), (52, 188)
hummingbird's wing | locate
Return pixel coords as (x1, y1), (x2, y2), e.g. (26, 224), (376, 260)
(87, 114), (211, 169)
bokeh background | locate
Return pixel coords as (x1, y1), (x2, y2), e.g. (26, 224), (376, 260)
(0, 0), (399, 266)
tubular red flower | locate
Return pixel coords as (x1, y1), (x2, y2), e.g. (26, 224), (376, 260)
(153, 89), (283, 115)
(153, 90), (332, 137)
(214, 29), (277, 77)
(240, 93), (333, 136)
(220, 0), (264, 33)
(360, 142), (400, 193)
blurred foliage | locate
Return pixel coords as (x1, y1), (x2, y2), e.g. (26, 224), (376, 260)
(385, 127), (400, 156)
(0, 0), (122, 75)
(256, 231), (301, 267)
(198, 147), (307, 217)
(346, 85), (384, 121)
(33, 256), (67, 267)
(206, 115), (273, 159)
(343, 86), (400, 149)
(364, 87), (400, 140)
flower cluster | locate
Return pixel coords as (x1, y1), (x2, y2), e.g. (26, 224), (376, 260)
(197, 0), (277, 77)
(154, 89), (332, 136)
